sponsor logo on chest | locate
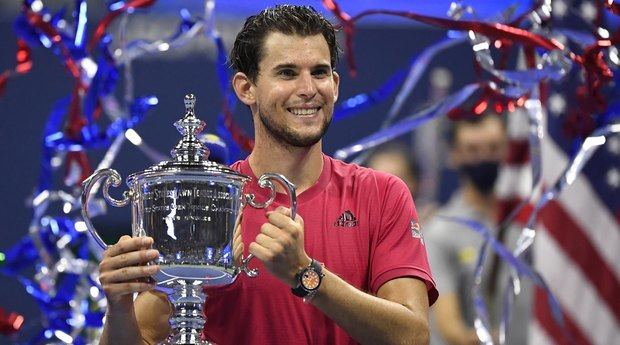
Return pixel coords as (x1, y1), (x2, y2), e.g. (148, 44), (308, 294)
(334, 210), (359, 228)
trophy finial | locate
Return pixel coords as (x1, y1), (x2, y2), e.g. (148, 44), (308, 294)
(184, 94), (196, 113)
(172, 94), (210, 163)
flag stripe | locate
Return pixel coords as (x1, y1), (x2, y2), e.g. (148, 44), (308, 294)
(496, 164), (533, 200)
(533, 287), (592, 345)
(534, 228), (619, 345)
(529, 319), (559, 345)
(542, 137), (620, 278)
(540, 200), (620, 323)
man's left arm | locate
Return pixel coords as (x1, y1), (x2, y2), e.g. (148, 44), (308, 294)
(312, 272), (430, 345)
(248, 205), (433, 345)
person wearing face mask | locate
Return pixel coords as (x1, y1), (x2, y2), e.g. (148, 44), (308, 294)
(425, 114), (532, 345)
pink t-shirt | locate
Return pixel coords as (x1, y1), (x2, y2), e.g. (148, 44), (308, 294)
(203, 154), (437, 344)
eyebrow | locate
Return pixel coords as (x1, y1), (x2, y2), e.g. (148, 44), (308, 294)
(272, 63), (332, 70)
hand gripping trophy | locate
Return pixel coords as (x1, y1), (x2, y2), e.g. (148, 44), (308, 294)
(81, 94), (297, 344)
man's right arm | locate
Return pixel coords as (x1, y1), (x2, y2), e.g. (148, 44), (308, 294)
(98, 236), (169, 345)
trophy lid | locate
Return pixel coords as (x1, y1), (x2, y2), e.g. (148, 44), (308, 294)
(126, 94), (249, 186)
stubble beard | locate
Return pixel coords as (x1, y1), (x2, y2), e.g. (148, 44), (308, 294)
(258, 107), (332, 148)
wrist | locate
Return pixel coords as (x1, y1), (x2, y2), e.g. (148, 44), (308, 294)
(288, 255), (312, 287)
(106, 299), (136, 318)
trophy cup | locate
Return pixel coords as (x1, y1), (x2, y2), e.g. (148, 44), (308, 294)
(81, 94), (297, 344)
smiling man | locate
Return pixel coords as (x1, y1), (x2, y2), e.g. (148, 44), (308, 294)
(97, 5), (438, 345)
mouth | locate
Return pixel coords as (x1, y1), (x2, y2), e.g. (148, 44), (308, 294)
(287, 106), (321, 116)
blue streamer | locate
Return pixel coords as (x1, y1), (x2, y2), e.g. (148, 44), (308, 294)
(208, 27), (247, 161)
(334, 83), (480, 160)
(44, 95), (157, 152)
(333, 68), (407, 122)
(1, 216), (105, 344)
(73, 0), (88, 50)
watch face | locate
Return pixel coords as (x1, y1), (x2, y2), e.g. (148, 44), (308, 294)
(301, 269), (321, 291)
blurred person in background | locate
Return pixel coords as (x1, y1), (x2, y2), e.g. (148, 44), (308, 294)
(365, 142), (419, 196)
(365, 142), (437, 222)
(424, 113), (533, 345)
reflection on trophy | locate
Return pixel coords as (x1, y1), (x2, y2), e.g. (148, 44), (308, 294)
(81, 94), (297, 344)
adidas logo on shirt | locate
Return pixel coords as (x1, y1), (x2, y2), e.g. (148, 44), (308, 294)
(334, 210), (358, 227)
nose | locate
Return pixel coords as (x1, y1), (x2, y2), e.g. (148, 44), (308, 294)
(296, 72), (317, 99)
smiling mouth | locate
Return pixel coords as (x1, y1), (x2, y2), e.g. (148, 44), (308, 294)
(287, 107), (321, 116)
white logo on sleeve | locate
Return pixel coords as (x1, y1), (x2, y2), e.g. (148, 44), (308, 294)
(410, 220), (424, 245)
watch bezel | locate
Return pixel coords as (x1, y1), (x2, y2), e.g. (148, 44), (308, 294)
(291, 259), (324, 298)
(300, 267), (321, 291)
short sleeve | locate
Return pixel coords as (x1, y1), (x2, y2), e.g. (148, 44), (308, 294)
(369, 175), (438, 306)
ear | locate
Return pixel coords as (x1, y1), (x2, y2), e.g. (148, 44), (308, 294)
(332, 70), (340, 102)
(232, 72), (255, 106)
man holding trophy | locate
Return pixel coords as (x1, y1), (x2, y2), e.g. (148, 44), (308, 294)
(94, 5), (438, 345)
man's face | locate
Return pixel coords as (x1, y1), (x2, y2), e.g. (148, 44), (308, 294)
(250, 32), (339, 147)
(451, 116), (507, 167)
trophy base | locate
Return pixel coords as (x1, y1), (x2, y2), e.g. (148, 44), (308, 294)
(158, 279), (213, 345)
(158, 333), (217, 345)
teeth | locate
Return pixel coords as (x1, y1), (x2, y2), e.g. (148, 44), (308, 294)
(289, 107), (319, 115)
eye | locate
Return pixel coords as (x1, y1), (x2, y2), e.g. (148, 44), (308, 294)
(312, 68), (330, 78)
(277, 69), (296, 78)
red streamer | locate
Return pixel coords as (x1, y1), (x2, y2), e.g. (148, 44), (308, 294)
(222, 101), (254, 153)
(323, 0), (616, 136)
(89, 0), (156, 51)
(0, 39), (32, 97)
(24, 7), (82, 84)
(60, 84), (92, 186)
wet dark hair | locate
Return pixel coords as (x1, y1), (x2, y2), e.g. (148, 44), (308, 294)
(229, 4), (340, 82)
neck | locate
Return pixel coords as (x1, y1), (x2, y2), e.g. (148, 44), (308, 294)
(249, 135), (324, 195)
(461, 182), (497, 219)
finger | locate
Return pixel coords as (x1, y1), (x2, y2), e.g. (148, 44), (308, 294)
(233, 221), (242, 242)
(266, 213), (303, 241)
(102, 281), (156, 298)
(271, 207), (304, 227)
(100, 265), (159, 284)
(254, 233), (284, 254)
(233, 242), (244, 264)
(234, 206), (244, 227)
(233, 234), (243, 253)
(105, 236), (153, 258)
(259, 223), (288, 239)
(233, 228), (243, 249)
(100, 249), (159, 271)
(248, 242), (274, 262)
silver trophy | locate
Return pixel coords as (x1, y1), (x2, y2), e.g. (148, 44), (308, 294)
(81, 94), (297, 344)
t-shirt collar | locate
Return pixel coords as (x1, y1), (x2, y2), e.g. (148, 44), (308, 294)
(238, 154), (332, 205)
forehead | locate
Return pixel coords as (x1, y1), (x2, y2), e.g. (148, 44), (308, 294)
(455, 117), (505, 146)
(259, 32), (331, 69)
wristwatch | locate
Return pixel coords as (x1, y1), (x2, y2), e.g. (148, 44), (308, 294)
(291, 259), (324, 300)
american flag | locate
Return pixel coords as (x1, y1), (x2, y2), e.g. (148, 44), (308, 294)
(496, 91), (620, 345)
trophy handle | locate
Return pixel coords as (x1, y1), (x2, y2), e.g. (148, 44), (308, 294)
(240, 173), (298, 277)
(81, 168), (132, 249)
